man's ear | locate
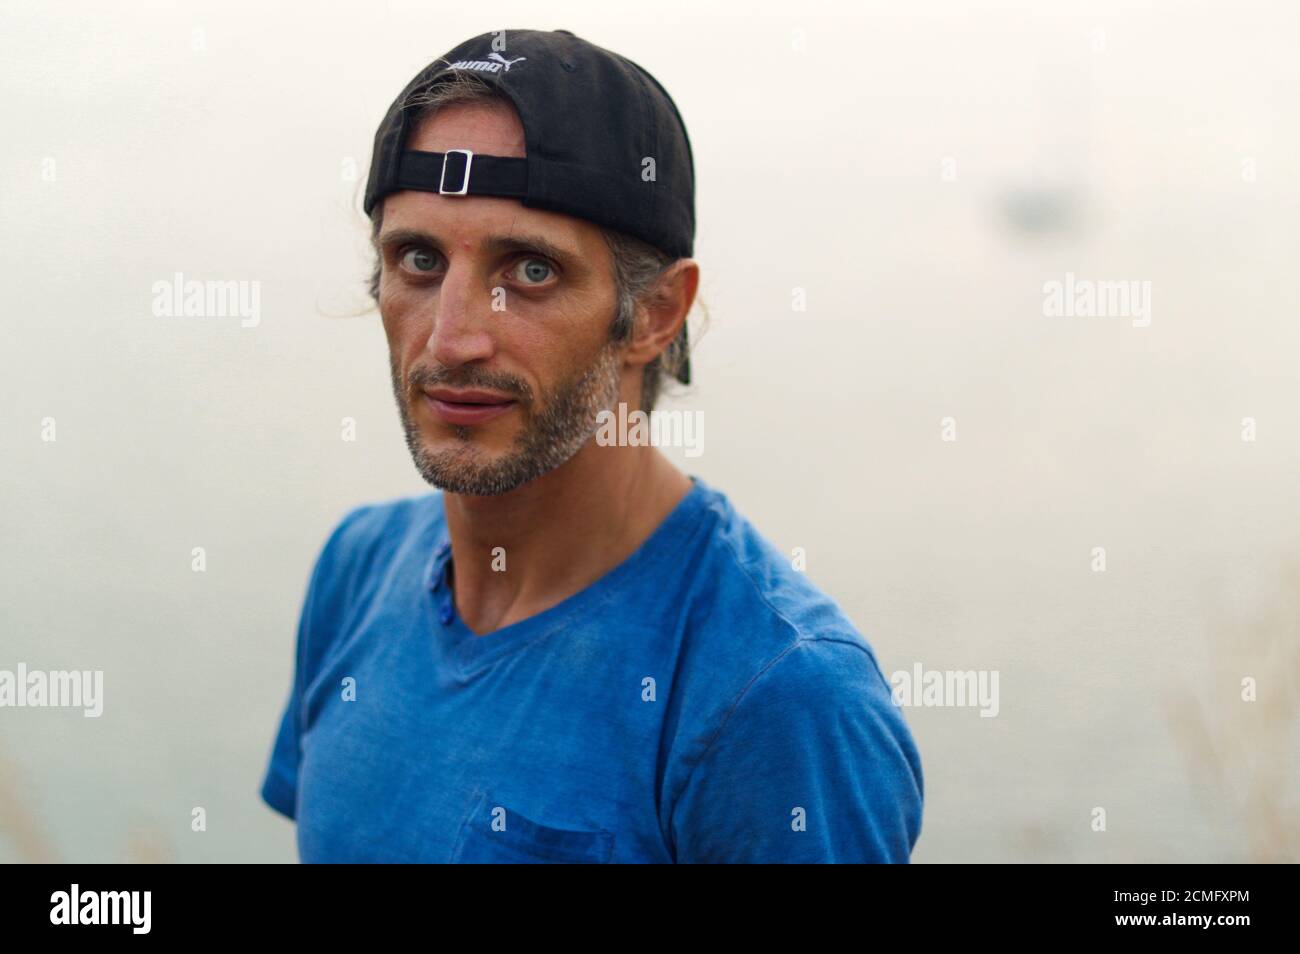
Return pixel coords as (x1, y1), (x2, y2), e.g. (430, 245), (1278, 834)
(621, 259), (700, 371)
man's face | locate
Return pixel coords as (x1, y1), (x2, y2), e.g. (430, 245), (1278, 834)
(376, 100), (624, 496)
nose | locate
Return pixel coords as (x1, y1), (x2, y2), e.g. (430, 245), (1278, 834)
(424, 256), (496, 372)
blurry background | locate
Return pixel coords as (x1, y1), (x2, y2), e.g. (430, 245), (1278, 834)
(2, 0), (1297, 863)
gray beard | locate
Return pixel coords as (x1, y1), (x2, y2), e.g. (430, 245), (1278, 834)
(390, 343), (623, 496)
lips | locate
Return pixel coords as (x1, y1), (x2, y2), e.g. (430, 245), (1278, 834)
(426, 388), (514, 405)
(421, 387), (518, 426)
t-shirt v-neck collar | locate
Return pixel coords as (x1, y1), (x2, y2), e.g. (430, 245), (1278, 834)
(424, 475), (710, 671)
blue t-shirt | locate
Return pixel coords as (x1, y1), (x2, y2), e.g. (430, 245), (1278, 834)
(260, 475), (923, 862)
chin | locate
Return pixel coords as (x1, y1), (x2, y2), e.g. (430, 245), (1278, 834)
(421, 418), (516, 450)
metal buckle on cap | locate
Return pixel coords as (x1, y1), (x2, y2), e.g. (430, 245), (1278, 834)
(438, 149), (474, 195)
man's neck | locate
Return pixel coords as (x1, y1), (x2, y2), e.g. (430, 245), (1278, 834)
(442, 442), (693, 636)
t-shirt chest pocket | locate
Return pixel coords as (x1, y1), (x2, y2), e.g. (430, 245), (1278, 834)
(450, 789), (616, 864)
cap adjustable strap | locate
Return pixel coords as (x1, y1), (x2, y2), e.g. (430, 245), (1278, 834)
(394, 149), (528, 199)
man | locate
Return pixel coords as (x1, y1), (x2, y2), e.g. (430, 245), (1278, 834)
(260, 28), (922, 863)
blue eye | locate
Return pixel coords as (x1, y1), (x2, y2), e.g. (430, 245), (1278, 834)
(516, 257), (554, 285)
(400, 248), (439, 273)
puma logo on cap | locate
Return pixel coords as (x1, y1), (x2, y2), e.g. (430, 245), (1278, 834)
(449, 51), (527, 73)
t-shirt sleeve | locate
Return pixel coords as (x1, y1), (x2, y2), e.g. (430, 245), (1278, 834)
(258, 506), (368, 821)
(669, 637), (924, 863)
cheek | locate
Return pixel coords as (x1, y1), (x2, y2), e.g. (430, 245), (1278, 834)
(513, 287), (614, 362)
(506, 308), (592, 394)
(379, 279), (431, 353)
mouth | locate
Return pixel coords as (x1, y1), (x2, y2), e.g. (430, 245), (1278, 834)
(420, 387), (518, 426)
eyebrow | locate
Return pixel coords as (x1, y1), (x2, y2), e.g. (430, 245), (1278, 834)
(377, 228), (579, 270)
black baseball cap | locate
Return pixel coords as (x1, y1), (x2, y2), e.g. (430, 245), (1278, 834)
(364, 28), (696, 384)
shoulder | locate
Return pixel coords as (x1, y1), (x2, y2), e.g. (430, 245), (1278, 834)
(298, 490), (444, 626)
(663, 483), (923, 859)
(314, 491), (443, 576)
(667, 631), (925, 861)
(674, 480), (892, 712)
(324, 490), (445, 557)
(289, 490), (443, 682)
